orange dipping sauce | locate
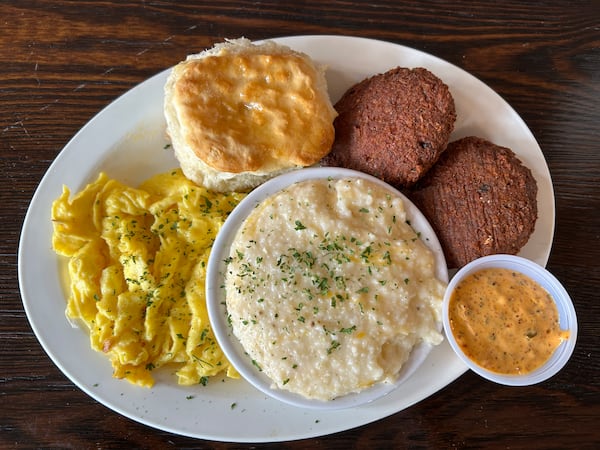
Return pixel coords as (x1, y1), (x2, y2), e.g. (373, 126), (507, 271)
(448, 268), (569, 375)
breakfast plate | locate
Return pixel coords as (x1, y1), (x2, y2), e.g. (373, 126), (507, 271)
(18, 35), (554, 442)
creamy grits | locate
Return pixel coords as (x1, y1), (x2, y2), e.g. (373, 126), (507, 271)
(224, 177), (445, 401)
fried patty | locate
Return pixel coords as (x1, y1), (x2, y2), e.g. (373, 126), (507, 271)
(321, 67), (456, 189)
(409, 136), (538, 269)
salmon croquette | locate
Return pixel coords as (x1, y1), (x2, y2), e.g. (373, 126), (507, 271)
(408, 136), (538, 269)
(321, 67), (456, 189)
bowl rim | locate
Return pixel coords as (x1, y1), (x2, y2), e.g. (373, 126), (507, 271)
(206, 166), (449, 409)
(442, 254), (578, 386)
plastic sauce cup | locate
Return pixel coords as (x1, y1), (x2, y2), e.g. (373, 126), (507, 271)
(442, 254), (577, 386)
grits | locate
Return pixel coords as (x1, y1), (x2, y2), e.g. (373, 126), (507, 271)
(51, 169), (244, 387)
(224, 178), (445, 401)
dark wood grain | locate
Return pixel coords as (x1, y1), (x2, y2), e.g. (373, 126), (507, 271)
(2, 1), (599, 448)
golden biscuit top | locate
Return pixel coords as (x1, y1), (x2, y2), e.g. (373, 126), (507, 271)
(167, 41), (337, 173)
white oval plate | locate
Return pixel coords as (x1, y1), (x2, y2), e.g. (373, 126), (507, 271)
(206, 167), (449, 410)
(18, 35), (554, 442)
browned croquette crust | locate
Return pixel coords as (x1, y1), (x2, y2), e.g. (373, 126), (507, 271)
(408, 136), (538, 269)
(321, 67), (456, 189)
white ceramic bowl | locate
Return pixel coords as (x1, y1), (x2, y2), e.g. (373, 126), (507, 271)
(206, 167), (448, 409)
(442, 254), (577, 386)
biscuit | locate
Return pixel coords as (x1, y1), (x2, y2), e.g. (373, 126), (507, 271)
(164, 38), (337, 192)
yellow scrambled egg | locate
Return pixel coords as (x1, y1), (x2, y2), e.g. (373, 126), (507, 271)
(51, 169), (245, 387)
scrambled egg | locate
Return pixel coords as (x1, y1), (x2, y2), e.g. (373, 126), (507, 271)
(51, 169), (245, 387)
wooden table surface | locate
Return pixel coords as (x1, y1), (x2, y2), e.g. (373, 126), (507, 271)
(2, 1), (598, 448)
